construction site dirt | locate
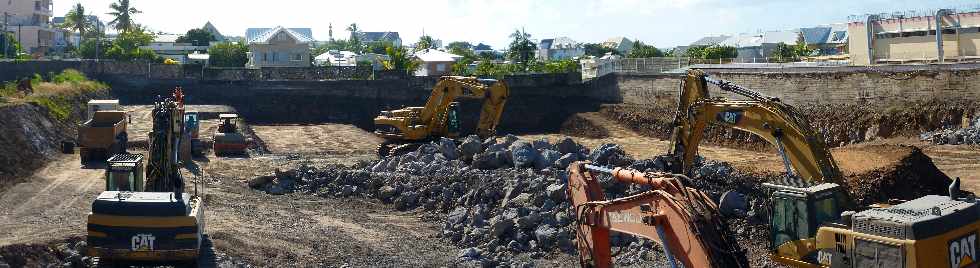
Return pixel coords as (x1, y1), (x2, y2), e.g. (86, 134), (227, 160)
(1, 101), (977, 267)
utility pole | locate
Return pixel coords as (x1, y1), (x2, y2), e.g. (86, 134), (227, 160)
(2, 12), (8, 58)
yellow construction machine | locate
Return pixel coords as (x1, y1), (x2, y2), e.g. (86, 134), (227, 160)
(373, 76), (509, 157)
(86, 88), (205, 266)
(669, 70), (980, 268)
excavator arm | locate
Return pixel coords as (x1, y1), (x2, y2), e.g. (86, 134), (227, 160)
(418, 76), (510, 138)
(568, 162), (747, 268)
(670, 70), (842, 187)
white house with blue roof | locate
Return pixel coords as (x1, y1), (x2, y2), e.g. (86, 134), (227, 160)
(245, 26), (314, 68)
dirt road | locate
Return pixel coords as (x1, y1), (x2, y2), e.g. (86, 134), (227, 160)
(0, 153), (103, 246)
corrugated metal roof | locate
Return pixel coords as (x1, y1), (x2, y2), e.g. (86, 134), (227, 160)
(154, 34), (183, 43)
(719, 34), (763, 47)
(762, 30), (800, 44)
(360, 32), (400, 42)
(246, 26), (314, 44)
(539, 39), (554, 49)
(689, 35), (730, 46)
(800, 27), (831, 45)
(551, 37), (581, 49)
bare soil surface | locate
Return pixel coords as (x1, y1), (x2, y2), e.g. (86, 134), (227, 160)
(250, 124), (383, 156)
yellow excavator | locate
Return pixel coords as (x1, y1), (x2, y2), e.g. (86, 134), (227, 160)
(373, 76), (509, 157)
(669, 70), (980, 268)
(86, 89), (204, 267)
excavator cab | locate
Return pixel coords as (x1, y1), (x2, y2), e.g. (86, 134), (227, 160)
(104, 154), (145, 192)
(764, 182), (848, 264)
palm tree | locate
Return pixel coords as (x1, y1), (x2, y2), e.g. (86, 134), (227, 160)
(107, 0), (141, 32)
(346, 23), (362, 53)
(60, 3), (89, 48)
(416, 35), (434, 52)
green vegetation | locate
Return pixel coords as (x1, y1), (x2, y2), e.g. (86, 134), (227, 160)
(686, 45), (738, 60)
(107, 0), (141, 33)
(209, 42), (249, 67)
(381, 45), (421, 74)
(584, 43), (619, 57)
(175, 28), (216, 47)
(0, 32), (26, 59)
(506, 28), (537, 72)
(628, 41), (665, 58)
(59, 3), (90, 48)
(415, 35), (436, 52)
(103, 27), (161, 62)
(1, 69), (108, 120)
(346, 23), (363, 53)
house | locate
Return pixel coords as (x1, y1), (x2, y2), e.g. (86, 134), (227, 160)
(202, 21), (225, 42)
(602, 37), (634, 55)
(314, 50), (357, 66)
(675, 35), (730, 56)
(473, 43), (493, 55)
(52, 15), (103, 47)
(245, 26), (314, 68)
(358, 31), (401, 47)
(846, 9), (980, 65)
(140, 34), (208, 63)
(187, 52), (209, 66)
(537, 37), (584, 61)
(799, 24), (848, 56)
(413, 49), (461, 76)
(1, 0), (55, 56)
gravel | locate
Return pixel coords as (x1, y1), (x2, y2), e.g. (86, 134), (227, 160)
(921, 117), (980, 145)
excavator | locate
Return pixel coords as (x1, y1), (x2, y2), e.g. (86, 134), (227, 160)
(567, 162), (749, 267)
(86, 88), (205, 267)
(373, 76), (509, 157)
(664, 69), (980, 268)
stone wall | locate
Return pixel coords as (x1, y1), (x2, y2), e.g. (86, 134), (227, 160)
(615, 64), (980, 106)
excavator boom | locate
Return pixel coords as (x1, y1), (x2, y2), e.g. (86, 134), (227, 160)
(567, 162), (747, 268)
(670, 70), (842, 187)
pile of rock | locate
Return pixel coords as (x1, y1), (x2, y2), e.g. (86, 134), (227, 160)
(921, 118), (980, 145)
(0, 238), (89, 268)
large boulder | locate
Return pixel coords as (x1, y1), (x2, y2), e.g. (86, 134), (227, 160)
(588, 143), (630, 166)
(438, 138), (459, 160)
(473, 152), (503, 169)
(534, 149), (561, 170)
(458, 135), (482, 160)
(556, 137), (581, 154)
(509, 141), (538, 168)
(555, 153), (579, 170)
(534, 225), (558, 248)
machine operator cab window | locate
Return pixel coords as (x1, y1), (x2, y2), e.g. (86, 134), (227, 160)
(104, 154), (144, 192)
(767, 183), (846, 251)
(447, 102), (461, 135)
(218, 114), (239, 133)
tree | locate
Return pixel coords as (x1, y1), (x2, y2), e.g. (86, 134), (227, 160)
(60, 3), (89, 48)
(544, 59), (580, 73)
(382, 45), (420, 74)
(77, 38), (111, 59)
(506, 28), (536, 72)
(687, 45), (738, 60)
(628, 41), (665, 58)
(415, 35), (435, 51)
(104, 26), (160, 62)
(793, 32), (814, 58)
(107, 0), (141, 32)
(365, 40), (392, 54)
(175, 28), (216, 46)
(446, 41), (472, 53)
(209, 42), (249, 67)
(346, 23), (363, 53)
(583, 43), (618, 57)
(0, 32), (24, 58)
(771, 42), (796, 62)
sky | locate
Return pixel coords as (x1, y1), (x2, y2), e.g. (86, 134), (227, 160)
(56, 0), (977, 49)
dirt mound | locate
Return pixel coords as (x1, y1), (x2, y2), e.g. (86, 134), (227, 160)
(0, 90), (108, 190)
(559, 114), (608, 138)
(837, 144), (954, 205)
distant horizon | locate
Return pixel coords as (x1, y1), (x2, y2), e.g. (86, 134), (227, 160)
(53, 0), (977, 49)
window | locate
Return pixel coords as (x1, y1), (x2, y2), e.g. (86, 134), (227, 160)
(436, 63), (446, 72)
(262, 53), (268, 62)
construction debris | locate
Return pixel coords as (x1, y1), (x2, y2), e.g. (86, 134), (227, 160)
(921, 117), (980, 145)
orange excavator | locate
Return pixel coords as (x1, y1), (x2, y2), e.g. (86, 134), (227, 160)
(567, 162), (748, 268)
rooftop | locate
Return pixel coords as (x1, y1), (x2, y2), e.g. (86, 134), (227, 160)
(246, 27), (314, 44)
